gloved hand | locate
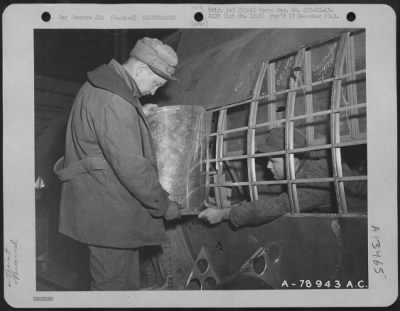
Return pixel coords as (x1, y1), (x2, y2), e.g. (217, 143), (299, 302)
(164, 200), (182, 221)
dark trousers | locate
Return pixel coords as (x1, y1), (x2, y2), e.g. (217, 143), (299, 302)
(88, 245), (140, 290)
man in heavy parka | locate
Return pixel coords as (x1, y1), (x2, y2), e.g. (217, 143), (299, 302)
(199, 127), (367, 227)
(54, 37), (182, 290)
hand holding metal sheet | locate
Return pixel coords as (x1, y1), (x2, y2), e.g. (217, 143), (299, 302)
(164, 200), (182, 220)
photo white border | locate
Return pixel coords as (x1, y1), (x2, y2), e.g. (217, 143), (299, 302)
(3, 3), (397, 308)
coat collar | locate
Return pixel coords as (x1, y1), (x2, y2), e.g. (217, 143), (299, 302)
(87, 60), (149, 126)
(108, 59), (142, 97)
(87, 59), (141, 109)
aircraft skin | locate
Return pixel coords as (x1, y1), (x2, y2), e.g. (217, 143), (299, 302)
(153, 28), (367, 289)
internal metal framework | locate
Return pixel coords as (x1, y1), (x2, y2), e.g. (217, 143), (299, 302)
(205, 30), (367, 215)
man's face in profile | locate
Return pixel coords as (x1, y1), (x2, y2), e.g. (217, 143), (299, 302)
(267, 157), (285, 180)
(136, 66), (167, 96)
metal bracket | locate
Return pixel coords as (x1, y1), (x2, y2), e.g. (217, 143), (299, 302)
(239, 241), (284, 289)
(185, 247), (220, 290)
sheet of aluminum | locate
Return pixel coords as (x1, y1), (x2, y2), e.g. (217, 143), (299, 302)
(146, 105), (206, 214)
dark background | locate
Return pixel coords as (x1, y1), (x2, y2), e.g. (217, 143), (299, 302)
(35, 29), (177, 83)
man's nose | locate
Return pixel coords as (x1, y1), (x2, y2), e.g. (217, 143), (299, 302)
(267, 162), (272, 169)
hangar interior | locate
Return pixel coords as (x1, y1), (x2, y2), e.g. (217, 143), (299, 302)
(35, 28), (367, 290)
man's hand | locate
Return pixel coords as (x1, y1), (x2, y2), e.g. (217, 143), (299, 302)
(198, 207), (230, 225)
(164, 200), (183, 221)
(142, 103), (159, 116)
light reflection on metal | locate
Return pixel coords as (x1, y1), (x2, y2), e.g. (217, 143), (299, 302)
(35, 176), (46, 189)
(330, 219), (343, 279)
(239, 242), (283, 288)
(147, 105), (206, 214)
(35, 176), (46, 201)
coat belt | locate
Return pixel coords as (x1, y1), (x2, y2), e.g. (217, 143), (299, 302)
(54, 156), (110, 182)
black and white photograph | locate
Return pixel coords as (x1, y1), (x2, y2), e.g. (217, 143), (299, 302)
(34, 27), (369, 292)
(3, 3), (397, 308)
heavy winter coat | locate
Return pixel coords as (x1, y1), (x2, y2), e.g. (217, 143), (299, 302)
(54, 60), (169, 248)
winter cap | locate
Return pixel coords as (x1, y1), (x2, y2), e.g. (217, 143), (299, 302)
(129, 37), (178, 81)
(258, 127), (307, 153)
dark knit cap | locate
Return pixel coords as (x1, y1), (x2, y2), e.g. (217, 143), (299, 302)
(258, 127), (307, 153)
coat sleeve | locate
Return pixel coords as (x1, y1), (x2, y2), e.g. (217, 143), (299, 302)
(229, 186), (331, 228)
(229, 194), (290, 228)
(93, 94), (169, 217)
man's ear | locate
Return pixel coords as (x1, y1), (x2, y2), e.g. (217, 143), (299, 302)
(133, 62), (148, 77)
(135, 64), (146, 76)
